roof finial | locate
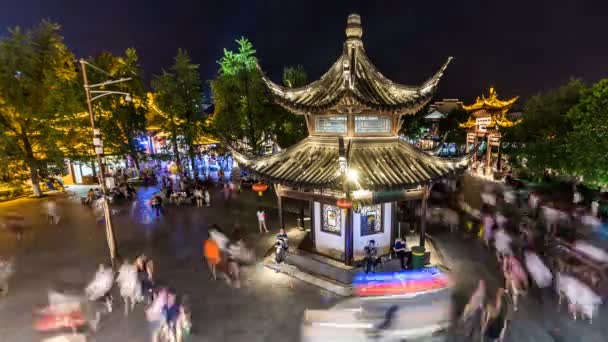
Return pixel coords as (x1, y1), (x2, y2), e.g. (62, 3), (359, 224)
(346, 14), (362, 40)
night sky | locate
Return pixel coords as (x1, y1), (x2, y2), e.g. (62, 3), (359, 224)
(1, 0), (607, 104)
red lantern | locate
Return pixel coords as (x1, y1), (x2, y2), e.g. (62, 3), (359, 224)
(336, 197), (353, 209)
(252, 182), (269, 197)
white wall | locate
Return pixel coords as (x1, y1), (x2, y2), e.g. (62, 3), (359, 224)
(353, 203), (392, 261)
(314, 202), (345, 259)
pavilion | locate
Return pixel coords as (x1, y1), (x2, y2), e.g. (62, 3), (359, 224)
(232, 14), (473, 265)
(460, 87), (520, 177)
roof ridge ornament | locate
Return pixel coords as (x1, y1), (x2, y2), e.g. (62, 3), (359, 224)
(345, 14), (363, 40)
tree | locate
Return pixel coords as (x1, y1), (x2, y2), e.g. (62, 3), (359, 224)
(273, 66), (308, 148)
(566, 79), (608, 186)
(151, 49), (205, 175)
(438, 107), (469, 145)
(399, 105), (430, 141)
(503, 79), (585, 179)
(211, 37), (271, 154)
(0, 21), (81, 196)
(88, 48), (148, 173)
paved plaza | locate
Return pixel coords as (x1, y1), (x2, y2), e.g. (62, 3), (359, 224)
(1, 185), (608, 341)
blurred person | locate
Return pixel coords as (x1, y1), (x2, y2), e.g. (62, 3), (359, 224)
(85, 263), (114, 313)
(226, 230), (244, 288)
(493, 227), (513, 262)
(556, 272), (602, 322)
(151, 194), (163, 218)
(46, 198), (61, 225)
(147, 287), (168, 342)
(502, 255), (528, 311)
(257, 207), (269, 233)
(116, 259), (141, 316)
(194, 186), (203, 207)
(573, 240), (608, 264)
(204, 188), (211, 207)
(3, 212), (25, 241)
(223, 183), (230, 201)
(482, 288), (509, 342)
(523, 250), (553, 303)
(275, 228), (289, 266)
(0, 257), (14, 296)
(481, 210), (495, 247)
(85, 188), (96, 205)
(460, 279), (486, 340)
(364, 240), (379, 274)
(392, 237), (409, 270)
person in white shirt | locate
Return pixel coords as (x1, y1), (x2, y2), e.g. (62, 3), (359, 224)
(257, 208), (269, 233)
(46, 198), (60, 225)
(194, 187), (203, 207)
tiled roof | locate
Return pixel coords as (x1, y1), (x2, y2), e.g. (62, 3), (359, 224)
(231, 136), (470, 191)
(258, 14), (451, 116)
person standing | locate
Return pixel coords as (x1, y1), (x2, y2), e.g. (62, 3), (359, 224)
(46, 198), (60, 225)
(204, 188), (211, 207)
(393, 237), (409, 270)
(364, 240), (378, 274)
(257, 208), (269, 233)
(194, 186), (203, 208)
(151, 194), (163, 218)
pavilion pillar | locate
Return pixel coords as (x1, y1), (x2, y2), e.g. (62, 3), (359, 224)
(277, 195), (285, 229)
(419, 186), (429, 248)
(486, 135), (492, 176)
(344, 208), (353, 266)
(465, 132), (471, 154)
(299, 206), (305, 230)
(309, 200), (315, 243)
(496, 137), (503, 172)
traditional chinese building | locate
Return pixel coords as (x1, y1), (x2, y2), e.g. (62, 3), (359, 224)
(232, 14), (472, 265)
(460, 88), (520, 176)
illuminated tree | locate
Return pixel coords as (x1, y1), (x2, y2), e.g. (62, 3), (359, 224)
(0, 21), (81, 196)
(503, 79), (585, 179)
(566, 79), (608, 186)
(88, 48), (148, 173)
(211, 38), (308, 153)
(151, 49), (204, 175)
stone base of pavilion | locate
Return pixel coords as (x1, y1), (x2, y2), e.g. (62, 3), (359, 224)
(263, 227), (447, 296)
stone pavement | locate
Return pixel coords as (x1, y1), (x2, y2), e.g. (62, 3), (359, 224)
(0, 185), (339, 342)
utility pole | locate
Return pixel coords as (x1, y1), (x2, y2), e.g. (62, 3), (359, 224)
(80, 59), (118, 267)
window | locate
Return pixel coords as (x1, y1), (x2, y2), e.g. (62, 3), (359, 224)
(355, 116), (391, 133)
(321, 204), (341, 235)
(360, 204), (382, 236)
(316, 116), (347, 134)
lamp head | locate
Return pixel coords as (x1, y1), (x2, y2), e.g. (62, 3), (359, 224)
(347, 169), (358, 182)
(124, 94), (132, 102)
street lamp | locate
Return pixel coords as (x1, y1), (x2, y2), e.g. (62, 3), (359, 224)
(79, 59), (132, 268)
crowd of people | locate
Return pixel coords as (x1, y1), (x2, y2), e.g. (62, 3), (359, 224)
(455, 179), (607, 341)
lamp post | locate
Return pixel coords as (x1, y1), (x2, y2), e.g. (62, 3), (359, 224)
(79, 59), (131, 268)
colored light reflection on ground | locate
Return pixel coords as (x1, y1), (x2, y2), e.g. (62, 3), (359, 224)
(352, 266), (450, 297)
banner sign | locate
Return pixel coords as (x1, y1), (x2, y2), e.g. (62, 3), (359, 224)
(476, 117), (492, 132)
(353, 266), (450, 297)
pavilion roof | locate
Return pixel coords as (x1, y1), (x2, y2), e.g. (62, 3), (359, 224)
(424, 110), (446, 120)
(463, 87), (518, 114)
(258, 14), (452, 116)
(231, 136), (471, 191)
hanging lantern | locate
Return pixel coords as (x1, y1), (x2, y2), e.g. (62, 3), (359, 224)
(337, 197), (353, 209)
(252, 182), (268, 197)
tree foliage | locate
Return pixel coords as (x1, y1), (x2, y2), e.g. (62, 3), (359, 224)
(210, 37), (276, 154)
(0, 21), (81, 195)
(438, 107), (469, 145)
(566, 79), (608, 186)
(88, 48), (148, 172)
(503, 79), (585, 179)
(151, 49), (205, 174)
